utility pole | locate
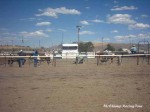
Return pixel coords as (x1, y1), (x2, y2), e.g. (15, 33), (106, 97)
(102, 37), (104, 51)
(62, 32), (64, 44)
(21, 37), (24, 50)
(129, 36), (131, 48)
(132, 39), (133, 46)
(11, 40), (13, 51)
(39, 40), (41, 48)
(11, 40), (13, 46)
(76, 25), (81, 44)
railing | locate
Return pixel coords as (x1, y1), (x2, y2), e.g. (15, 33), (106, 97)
(0, 54), (150, 67)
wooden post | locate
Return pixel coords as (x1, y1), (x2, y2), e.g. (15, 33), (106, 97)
(97, 55), (100, 66)
(121, 54), (123, 63)
(54, 58), (56, 67)
(5, 55), (6, 67)
(137, 56), (139, 65)
(117, 56), (121, 66)
(148, 55), (150, 65)
(142, 55), (145, 64)
(96, 56), (98, 66)
(47, 56), (51, 66)
(66, 53), (68, 65)
(110, 57), (113, 64)
(52, 58), (56, 67)
(76, 56), (78, 65)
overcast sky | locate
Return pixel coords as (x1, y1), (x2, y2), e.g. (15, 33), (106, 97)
(0, 0), (150, 47)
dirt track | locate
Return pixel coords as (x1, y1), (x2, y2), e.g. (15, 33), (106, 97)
(0, 58), (150, 112)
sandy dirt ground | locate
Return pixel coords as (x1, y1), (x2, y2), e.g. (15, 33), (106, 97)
(0, 57), (150, 112)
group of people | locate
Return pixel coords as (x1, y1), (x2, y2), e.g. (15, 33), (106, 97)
(18, 50), (39, 67)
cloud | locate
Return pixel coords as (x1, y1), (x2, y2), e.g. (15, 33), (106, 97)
(36, 7), (81, 18)
(0, 36), (17, 43)
(129, 23), (150, 29)
(46, 29), (52, 32)
(0, 28), (8, 31)
(36, 22), (51, 26)
(104, 38), (110, 42)
(137, 33), (150, 39)
(58, 29), (66, 32)
(0, 29), (17, 42)
(113, 1), (118, 4)
(91, 19), (104, 23)
(111, 30), (119, 33)
(80, 31), (95, 35)
(85, 6), (90, 9)
(107, 14), (150, 30)
(19, 17), (40, 21)
(115, 35), (136, 40)
(107, 14), (136, 25)
(114, 33), (150, 42)
(111, 6), (138, 11)
(141, 14), (149, 18)
(80, 20), (90, 25)
(80, 19), (104, 25)
(20, 30), (48, 38)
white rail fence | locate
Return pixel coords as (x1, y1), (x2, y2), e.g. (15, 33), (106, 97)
(0, 54), (150, 66)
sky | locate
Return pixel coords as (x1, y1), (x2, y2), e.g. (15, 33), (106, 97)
(0, 0), (150, 47)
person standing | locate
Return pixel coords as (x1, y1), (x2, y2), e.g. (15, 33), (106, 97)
(33, 50), (38, 67)
(130, 45), (137, 54)
(18, 50), (26, 67)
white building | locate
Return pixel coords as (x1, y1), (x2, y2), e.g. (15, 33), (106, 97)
(62, 44), (79, 59)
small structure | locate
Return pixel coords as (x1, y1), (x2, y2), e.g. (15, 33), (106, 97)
(62, 44), (79, 59)
(138, 40), (149, 54)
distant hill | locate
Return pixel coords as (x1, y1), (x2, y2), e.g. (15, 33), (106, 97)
(93, 42), (132, 51)
(0, 42), (134, 52)
(0, 45), (33, 52)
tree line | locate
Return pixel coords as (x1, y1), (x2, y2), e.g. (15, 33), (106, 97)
(78, 42), (117, 52)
